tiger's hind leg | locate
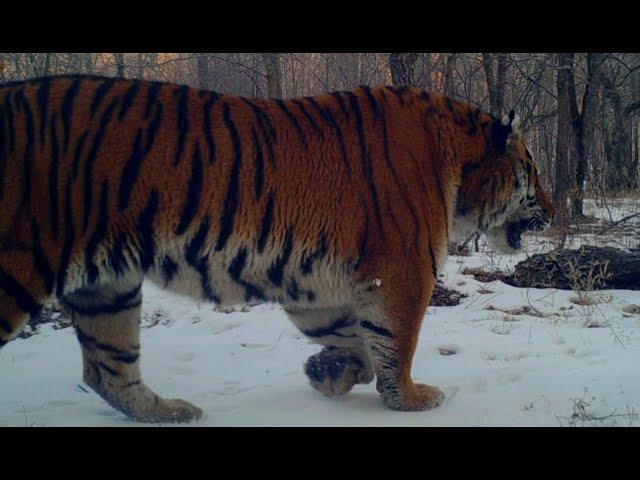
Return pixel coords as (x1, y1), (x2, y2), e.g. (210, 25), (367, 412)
(304, 346), (373, 398)
(0, 249), (48, 347)
(62, 281), (203, 423)
(286, 308), (374, 398)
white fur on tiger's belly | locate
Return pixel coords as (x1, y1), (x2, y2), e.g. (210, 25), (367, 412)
(146, 242), (358, 311)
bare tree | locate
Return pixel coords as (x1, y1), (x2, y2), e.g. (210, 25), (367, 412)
(114, 53), (125, 78)
(566, 53), (604, 218)
(389, 53), (419, 87)
(444, 53), (459, 98)
(197, 53), (212, 90)
(482, 53), (508, 116)
(135, 52), (145, 79)
(261, 53), (282, 99)
(601, 55), (640, 192)
(554, 52), (573, 245)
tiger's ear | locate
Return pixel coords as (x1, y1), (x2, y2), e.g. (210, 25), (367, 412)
(501, 109), (520, 130)
(492, 109), (520, 153)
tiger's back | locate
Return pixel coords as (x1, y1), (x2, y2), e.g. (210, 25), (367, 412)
(0, 76), (553, 422)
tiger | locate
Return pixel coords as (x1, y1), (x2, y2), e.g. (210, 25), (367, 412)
(0, 75), (554, 423)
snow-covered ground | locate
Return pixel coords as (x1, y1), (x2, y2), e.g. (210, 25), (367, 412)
(2, 198), (640, 427)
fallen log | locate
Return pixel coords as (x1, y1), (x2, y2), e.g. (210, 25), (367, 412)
(504, 246), (640, 290)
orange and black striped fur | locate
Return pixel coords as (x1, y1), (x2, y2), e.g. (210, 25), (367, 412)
(0, 76), (554, 422)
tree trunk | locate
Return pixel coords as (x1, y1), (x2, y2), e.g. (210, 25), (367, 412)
(582, 53), (604, 194)
(261, 53), (282, 99)
(83, 53), (94, 74)
(444, 53), (458, 98)
(482, 53), (508, 116)
(42, 53), (51, 76)
(606, 92), (634, 192)
(114, 53), (125, 78)
(495, 53), (508, 114)
(423, 53), (432, 91)
(631, 121), (640, 187)
(482, 54), (495, 112)
(135, 52), (145, 79)
(197, 53), (211, 90)
(600, 67), (640, 193)
(389, 53), (419, 87)
(563, 53), (585, 219)
(569, 53), (604, 218)
(554, 53), (573, 246)
(623, 100), (640, 190)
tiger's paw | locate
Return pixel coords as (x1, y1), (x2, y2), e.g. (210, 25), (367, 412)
(133, 397), (203, 424)
(304, 347), (373, 398)
(381, 383), (445, 411)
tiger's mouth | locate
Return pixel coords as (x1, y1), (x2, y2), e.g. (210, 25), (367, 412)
(482, 209), (553, 254)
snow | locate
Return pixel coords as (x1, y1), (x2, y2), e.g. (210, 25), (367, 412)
(2, 199), (640, 426)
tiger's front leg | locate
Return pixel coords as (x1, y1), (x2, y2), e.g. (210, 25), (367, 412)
(62, 283), (202, 423)
(357, 256), (445, 411)
(286, 308), (374, 398)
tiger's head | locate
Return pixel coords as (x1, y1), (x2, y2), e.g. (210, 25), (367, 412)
(454, 110), (555, 253)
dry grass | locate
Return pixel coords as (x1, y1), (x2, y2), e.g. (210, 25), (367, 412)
(568, 293), (612, 306)
(485, 303), (549, 318)
(562, 255), (617, 329)
(555, 388), (640, 427)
